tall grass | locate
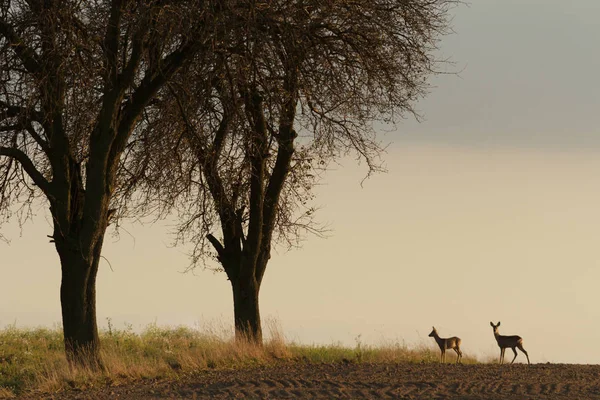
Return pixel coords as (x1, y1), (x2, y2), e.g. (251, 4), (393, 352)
(0, 320), (478, 397)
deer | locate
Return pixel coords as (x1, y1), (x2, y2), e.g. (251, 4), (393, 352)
(490, 321), (530, 364)
(428, 326), (462, 364)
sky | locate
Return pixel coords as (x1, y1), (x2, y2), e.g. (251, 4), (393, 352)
(2, 0), (600, 364)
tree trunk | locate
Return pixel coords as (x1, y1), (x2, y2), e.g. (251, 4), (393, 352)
(231, 277), (262, 343)
(57, 237), (103, 369)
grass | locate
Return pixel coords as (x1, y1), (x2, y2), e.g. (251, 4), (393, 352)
(0, 320), (479, 398)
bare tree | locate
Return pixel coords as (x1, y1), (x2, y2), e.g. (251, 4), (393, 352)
(131, 0), (458, 343)
(0, 0), (213, 367)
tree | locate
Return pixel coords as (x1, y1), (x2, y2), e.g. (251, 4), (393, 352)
(0, 0), (212, 367)
(131, 0), (458, 343)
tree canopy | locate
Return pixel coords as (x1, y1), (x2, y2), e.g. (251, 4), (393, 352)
(125, 0), (458, 341)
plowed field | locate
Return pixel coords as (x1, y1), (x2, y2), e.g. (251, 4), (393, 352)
(20, 363), (600, 399)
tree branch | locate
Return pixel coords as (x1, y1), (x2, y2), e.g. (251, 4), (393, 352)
(26, 123), (50, 154)
(170, 83), (242, 253)
(243, 86), (268, 271)
(206, 233), (225, 260)
(0, 99), (51, 154)
(0, 18), (42, 74)
(102, 0), (123, 84)
(110, 39), (204, 170)
(0, 147), (50, 195)
(256, 68), (299, 283)
(117, 26), (146, 88)
(0, 100), (43, 123)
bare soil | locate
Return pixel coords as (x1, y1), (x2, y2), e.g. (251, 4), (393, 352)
(19, 362), (600, 399)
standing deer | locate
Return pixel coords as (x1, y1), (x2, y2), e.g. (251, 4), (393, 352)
(490, 321), (530, 364)
(428, 326), (462, 364)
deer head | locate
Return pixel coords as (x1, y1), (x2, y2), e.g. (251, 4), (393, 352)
(428, 326), (438, 337)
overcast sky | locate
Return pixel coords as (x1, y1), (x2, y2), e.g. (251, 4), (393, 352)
(2, 0), (600, 364)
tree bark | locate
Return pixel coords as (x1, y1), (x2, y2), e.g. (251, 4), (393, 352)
(231, 274), (262, 343)
(53, 159), (106, 369)
(58, 243), (102, 368)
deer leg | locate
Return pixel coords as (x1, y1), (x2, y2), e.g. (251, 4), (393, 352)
(500, 348), (504, 364)
(453, 348), (461, 364)
(517, 344), (530, 365)
(510, 347), (518, 364)
(441, 349), (445, 363)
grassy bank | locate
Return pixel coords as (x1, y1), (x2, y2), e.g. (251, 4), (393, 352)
(0, 322), (478, 398)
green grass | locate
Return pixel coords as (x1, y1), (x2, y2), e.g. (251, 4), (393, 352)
(0, 321), (479, 398)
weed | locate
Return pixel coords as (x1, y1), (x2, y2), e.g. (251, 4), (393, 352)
(0, 322), (479, 397)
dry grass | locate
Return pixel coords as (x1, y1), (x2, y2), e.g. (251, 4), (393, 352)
(0, 320), (479, 398)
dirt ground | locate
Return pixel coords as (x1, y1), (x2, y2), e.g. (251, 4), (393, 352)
(20, 362), (600, 399)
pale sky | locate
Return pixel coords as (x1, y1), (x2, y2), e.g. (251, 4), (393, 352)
(2, 0), (600, 364)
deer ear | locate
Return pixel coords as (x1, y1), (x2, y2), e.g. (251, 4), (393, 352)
(490, 321), (494, 327)
(497, 321), (501, 326)
(432, 326), (435, 330)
